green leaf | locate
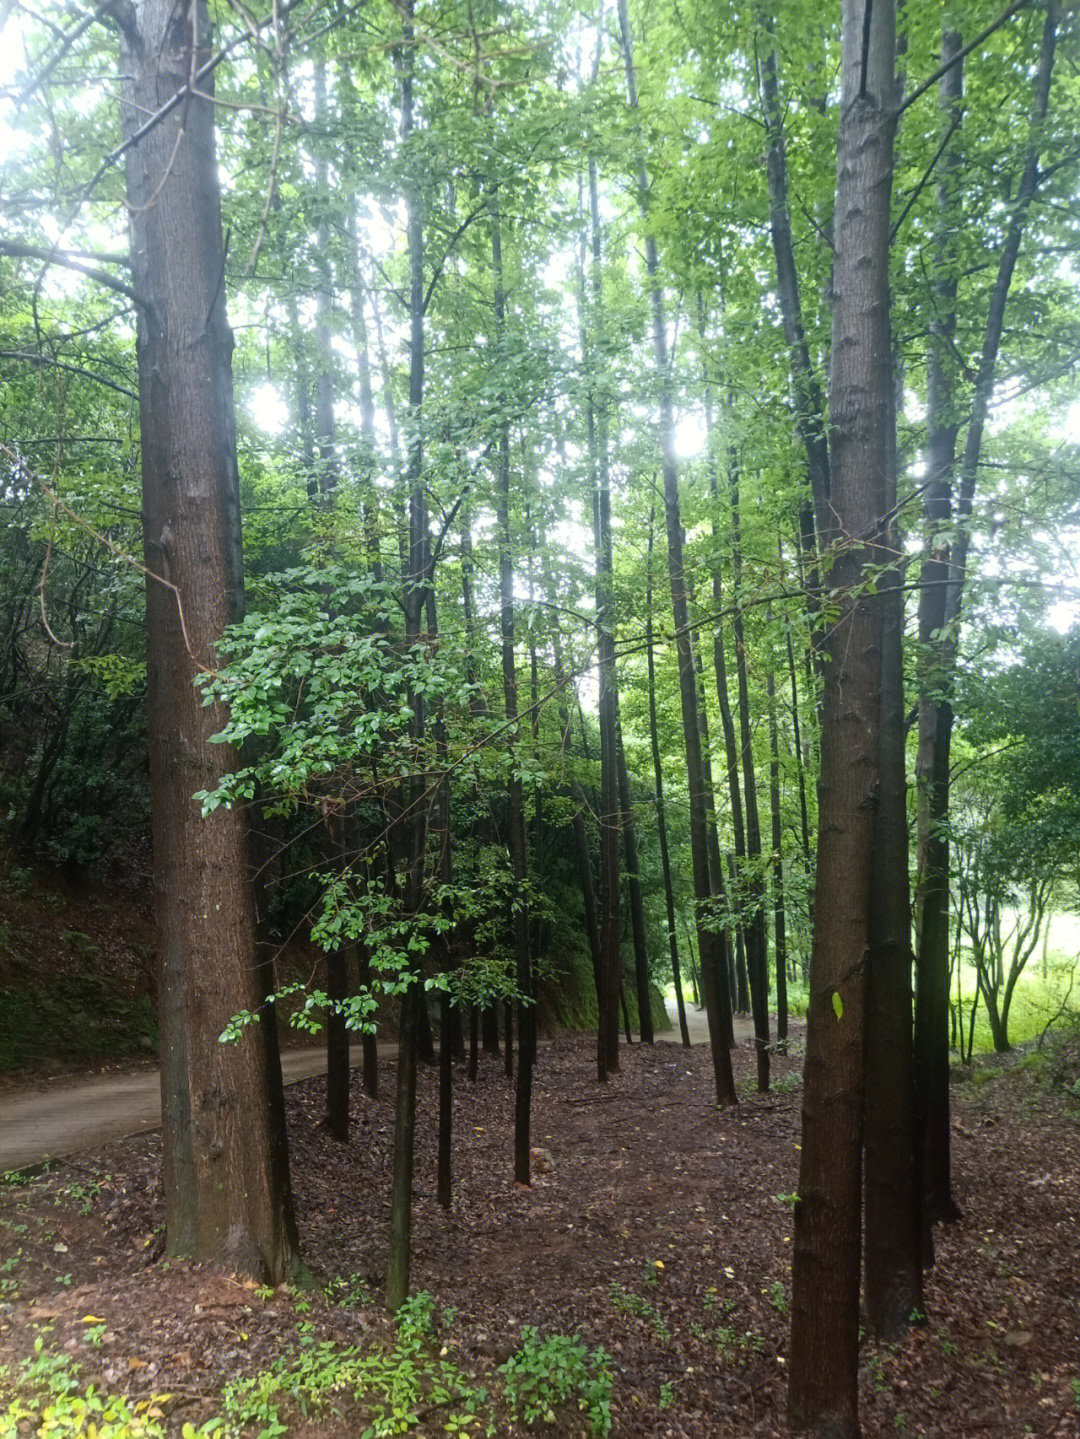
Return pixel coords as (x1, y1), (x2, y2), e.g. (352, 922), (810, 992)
(832, 990), (843, 1021)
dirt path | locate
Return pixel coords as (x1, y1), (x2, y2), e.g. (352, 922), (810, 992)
(0, 1047), (375, 1173)
(0, 1005), (764, 1173)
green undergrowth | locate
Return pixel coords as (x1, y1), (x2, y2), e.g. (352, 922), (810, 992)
(951, 1025), (1080, 1120)
(1, 1293), (612, 1439)
(0, 1338), (209, 1439)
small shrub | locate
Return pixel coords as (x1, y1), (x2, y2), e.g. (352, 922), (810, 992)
(499, 1328), (612, 1437)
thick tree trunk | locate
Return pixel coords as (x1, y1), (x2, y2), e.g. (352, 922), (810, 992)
(788, 3), (897, 1431)
(119, 0), (297, 1282)
(863, 514), (922, 1336)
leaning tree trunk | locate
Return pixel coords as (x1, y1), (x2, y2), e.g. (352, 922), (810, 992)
(118, 0), (297, 1282)
(788, 2), (897, 1431)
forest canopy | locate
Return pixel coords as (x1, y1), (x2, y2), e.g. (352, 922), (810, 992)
(1, 0), (1079, 1432)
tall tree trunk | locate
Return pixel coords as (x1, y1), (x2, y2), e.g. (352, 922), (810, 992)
(913, 30), (965, 1244)
(759, 15), (831, 535)
(311, 59), (337, 506)
(727, 855), (750, 1016)
(915, 6), (1058, 1236)
(788, 2), (897, 1431)
(546, 584), (605, 1033)
(387, 4), (426, 1309)
(693, 632), (737, 1050)
(492, 201), (533, 1186)
(765, 651), (788, 1054)
(345, 205), (382, 581)
(863, 399), (921, 1337)
(647, 508), (690, 1047)
(785, 619), (814, 876)
(702, 375), (751, 1019)
(618, 0), (735, 1107)
(615, 711), (653, 1042)
(584, 152), (623, 1080)
(306, 60), (351, 1140)
(729, 451), (770, 1091)
(119, 0), (297, 1282)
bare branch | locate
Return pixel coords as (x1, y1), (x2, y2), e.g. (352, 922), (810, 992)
(0, 239), (141, 303)
(0, 348), (138, 399)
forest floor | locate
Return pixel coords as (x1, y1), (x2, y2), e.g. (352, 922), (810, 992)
(1, 1029), (1078, 1438)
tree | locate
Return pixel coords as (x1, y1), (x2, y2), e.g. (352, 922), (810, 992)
(788, 0), (898, 1430)
(116, 0), (298, 1280)
(914, 0), (1062, 1235)
(617, 0), (736, 1109)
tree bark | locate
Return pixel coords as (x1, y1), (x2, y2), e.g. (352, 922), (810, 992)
(617, 0), (735, 1107)
(765, 653), (788, 1054)
(788, 2), (897, 1430)
(647, 508), (690, 1048)
(729, 452), (770, 1091)
(616, 712), (653, 1042)
(915, 5), (1058, 1236)
(119, 0), (297, 1282)
(492, 201), (533, 1186)
(585, 151), (623, 1079)
(387, 2), (426, 1308)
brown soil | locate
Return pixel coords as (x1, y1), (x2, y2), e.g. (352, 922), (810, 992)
(0, 1032), (1078, 1437)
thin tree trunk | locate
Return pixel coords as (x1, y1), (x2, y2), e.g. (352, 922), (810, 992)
(693, 634), (737, 1050)
(728, 854), (750, 1015)
(616, 707), (653, 1042)
(387, 4), (426, 1309)
(729, 452), (770, 1091)
(647, 507), (690, 1048)
(785, 621), (814, 873)
(765, 653), (788, 1054)
(681, 917), (701, 1008)
(437, 989), (452, 1209)
(492, 201), (533, 1187)
(617, 0), (735, 1107)
(345, 203), (382, 581)
(916, 6), (1058, 1235)
(584, 151), (622, 1080)
(548, 600), (605, 1031)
